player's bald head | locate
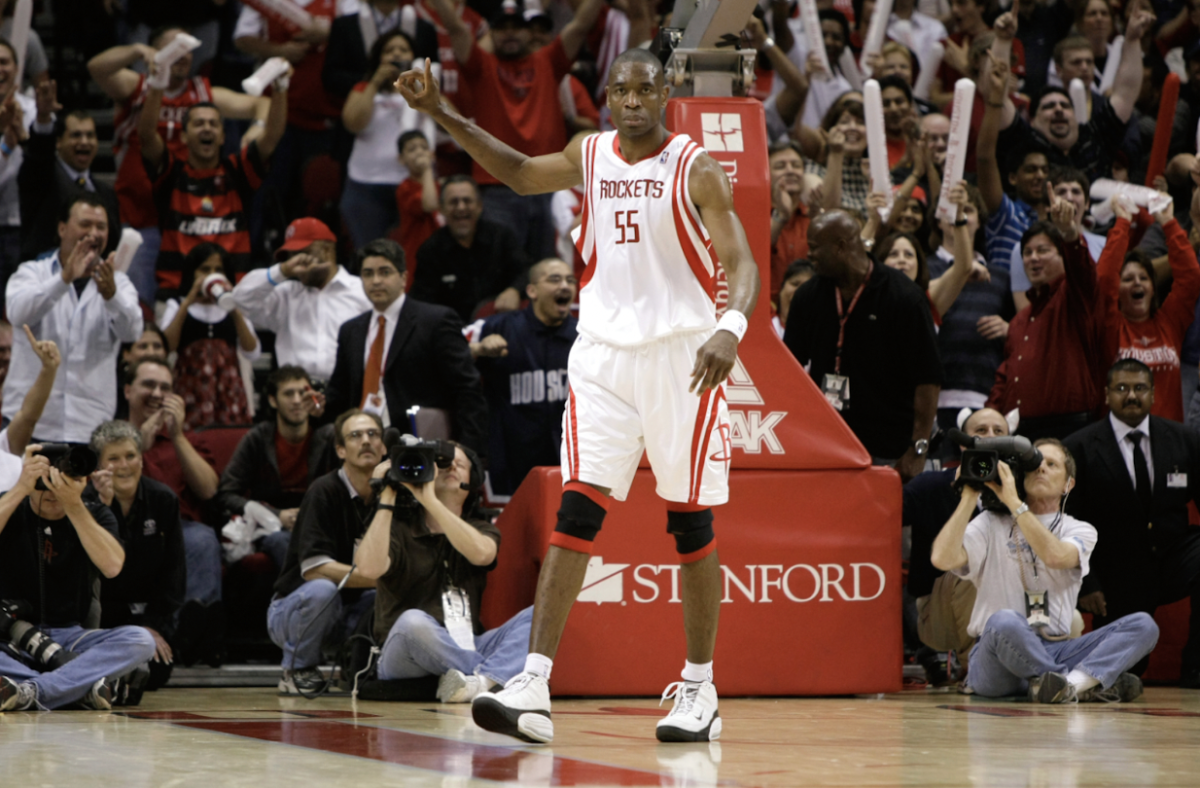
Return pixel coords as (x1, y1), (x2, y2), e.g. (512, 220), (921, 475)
(608, 47), (665, 88)
(809, 210), (860, 244)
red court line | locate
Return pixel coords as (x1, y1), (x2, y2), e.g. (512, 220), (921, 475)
(178, 720), (669, 785)
(117, 710), (378, 721)
(936, 705), (1060, 717)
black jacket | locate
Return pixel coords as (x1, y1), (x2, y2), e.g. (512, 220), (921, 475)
(322, 13), (439, 99)
(274, 469), (374, 599)
(412, 221), (531, 324)
(99, 477), (186, 638)
(325, 298), (488, 454)
(215, 421), (336, 519)
(1064, 415), (1200, 614)
(18, 129), (120, 261)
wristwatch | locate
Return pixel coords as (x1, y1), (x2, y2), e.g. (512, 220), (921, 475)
(912, 439), (929, 456)
(1011, 502), (1030, 518)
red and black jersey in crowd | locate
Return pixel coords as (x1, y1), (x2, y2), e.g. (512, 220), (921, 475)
(146, 142), (266, 298)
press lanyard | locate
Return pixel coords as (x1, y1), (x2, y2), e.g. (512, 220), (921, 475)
(833, 262), (871, 375)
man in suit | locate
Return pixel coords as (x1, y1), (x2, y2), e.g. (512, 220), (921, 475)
(326, 238), (487, 454)
(18, 81), (119, 262)
(1064, 358), (1200, 687)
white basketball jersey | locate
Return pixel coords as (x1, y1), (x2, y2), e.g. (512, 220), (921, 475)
(571, 131), (718, 347)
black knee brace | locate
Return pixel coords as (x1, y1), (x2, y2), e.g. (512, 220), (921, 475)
(550, 486), (609, 553)
(667, 508), (716, 562)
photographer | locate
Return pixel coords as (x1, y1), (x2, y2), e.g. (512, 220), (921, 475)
(355, 440), (531, 704)
(931, 438), (1159, 703)
(268, 410), (380, 696)
(0, 446), (156, 711)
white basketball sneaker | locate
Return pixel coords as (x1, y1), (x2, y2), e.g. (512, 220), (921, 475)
(656, 680), (722, 742)
(471, 671), (554, 743)
(438, 670), (492, 703)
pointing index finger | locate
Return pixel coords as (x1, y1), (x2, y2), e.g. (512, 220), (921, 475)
(22, 323), (36, 347)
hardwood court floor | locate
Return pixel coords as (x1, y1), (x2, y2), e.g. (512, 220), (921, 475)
(3, 684), (1200, 787)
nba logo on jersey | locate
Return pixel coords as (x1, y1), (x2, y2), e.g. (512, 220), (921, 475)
(701, 113), (744, 152)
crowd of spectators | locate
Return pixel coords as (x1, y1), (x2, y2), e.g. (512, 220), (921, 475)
(0, 0), (1199, 710)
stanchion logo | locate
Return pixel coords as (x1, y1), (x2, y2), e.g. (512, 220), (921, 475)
(577, 557), (886, 605)
(700, 113), (744, 152)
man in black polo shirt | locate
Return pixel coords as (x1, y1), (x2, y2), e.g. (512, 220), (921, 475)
(784, 210), (942, 482)
(268, 409), (382, 696)
(0, 446), (156, 710)
(91, 420), (185, 691)
(356, 442), (531, 704)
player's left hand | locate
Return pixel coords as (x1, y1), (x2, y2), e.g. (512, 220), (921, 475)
(690, 331), (738, 394)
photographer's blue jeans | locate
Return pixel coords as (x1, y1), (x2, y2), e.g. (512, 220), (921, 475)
(966, 609), (1160, 697)
(267, 580), (374, 670)
(182, 520), (221, 605)
(0, 625), (156, 709)
(378, 606), (532, 687)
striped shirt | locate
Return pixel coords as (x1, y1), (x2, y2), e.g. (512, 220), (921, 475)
(984, 193), (1037, 276)
(148, 142), (266, 298)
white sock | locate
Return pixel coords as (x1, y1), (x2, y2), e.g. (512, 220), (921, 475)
(525, 653), (553, 680)
(681, 660), (713, 683)
(1067, 669), (1099, 692)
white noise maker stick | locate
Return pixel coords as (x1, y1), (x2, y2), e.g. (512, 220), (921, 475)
(936, 79), (975, 224)
(912, 41), (942, 101)
(242, 57), (291, 97)
(112, 228), (144, 275)
(242, 0), (314, 34)
(10, 0), (31, 87)
(1089, 179), (1172, 225)
(799, 0), (831, 81)
(149, 33), (201, 89)
(860, 0), (894, 79)
(1069, 78), (1089, 124)
(863, 80), (893, 223)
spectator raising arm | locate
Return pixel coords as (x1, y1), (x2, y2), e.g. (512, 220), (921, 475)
(975, 58), (1012, 218)
(928, 181), (981, 317)
(87, 42), (158, 102)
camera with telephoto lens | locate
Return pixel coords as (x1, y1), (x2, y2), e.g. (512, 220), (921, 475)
(947, 429), (1043, 513)
(370, 429), (456, 504)
(33, 444), (98, 491)
(0, 599), (79, 671)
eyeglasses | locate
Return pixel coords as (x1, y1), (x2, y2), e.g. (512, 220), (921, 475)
(1109, 384), (1151, 395)
(346, 429), (381, 441)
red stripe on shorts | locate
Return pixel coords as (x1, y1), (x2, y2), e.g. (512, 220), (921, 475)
(688, 389), (715, 504)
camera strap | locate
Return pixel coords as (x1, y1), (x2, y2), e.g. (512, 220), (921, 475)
(1014, 535), (1070, 641)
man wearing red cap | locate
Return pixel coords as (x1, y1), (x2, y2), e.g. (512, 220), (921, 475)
(231, 217), (371, 382)
(139, 58), (289, 300)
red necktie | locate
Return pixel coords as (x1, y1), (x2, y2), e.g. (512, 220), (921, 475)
(361, 315), (386, 407)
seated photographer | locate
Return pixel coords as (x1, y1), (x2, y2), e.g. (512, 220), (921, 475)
(0, 446), (156, 711)
(215, 365), (334, 570)
(931, 438), (1159, 703)
(268, 410), (381, 696)
(356, 440), (532, 704)
(91, 420), (185, 692)
(904, 407), (1013, 685)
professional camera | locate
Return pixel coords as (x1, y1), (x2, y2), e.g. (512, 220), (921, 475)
(33, 443), (98, 491)
(371, 429), (456, 500)
(0, 600), (78, 671)
(947, 429), (1043, 512)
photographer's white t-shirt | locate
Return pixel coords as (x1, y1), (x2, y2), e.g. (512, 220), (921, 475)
(952, 509), (1096, 639)
(0, 428), (21, 492)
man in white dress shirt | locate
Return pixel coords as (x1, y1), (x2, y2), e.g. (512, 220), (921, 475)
(232, 217), (371, 382)
(2, 193), (143, 444)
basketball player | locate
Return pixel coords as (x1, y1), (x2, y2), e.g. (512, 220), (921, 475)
(396, 47), (760, 744)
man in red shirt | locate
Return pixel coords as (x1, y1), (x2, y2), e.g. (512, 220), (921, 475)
(88, 29), (269, 305)
(987, 193), (1104, 441)
(138, 61), (289, 299)
(428, 0), (605, 262)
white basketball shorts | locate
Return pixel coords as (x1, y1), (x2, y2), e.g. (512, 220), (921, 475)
(561, 331), (731, 506)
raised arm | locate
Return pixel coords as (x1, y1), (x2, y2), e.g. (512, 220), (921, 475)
(931, 482), (978, 571)
(256, 72), (290, 160)
(1158, 208), (1200, 327)
(929, 181), (979, 316)
(1110, 9), (1154, 123)
(396, 58), (584, 195)
(1095, 199), (1132, 302)
(137, 75), (166, 169)
(356, 465), (397, 580)
(688, 154), (761, 393)
(6, 326), (60, 455)
(425, 0), (474, 65)
(87, 43), (155, 102)
(560, 0), (608, 61)
(976, 57), (1014, 215)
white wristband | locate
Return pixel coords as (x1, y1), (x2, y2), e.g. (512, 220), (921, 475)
(716, 310), (748, 342)
(1011, 502), (1029, 519)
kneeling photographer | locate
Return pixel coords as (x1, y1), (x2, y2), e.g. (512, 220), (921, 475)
(0, 445), (156, 711)
(356, 434), (531, 704)
(931, 437), (1159, 703)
